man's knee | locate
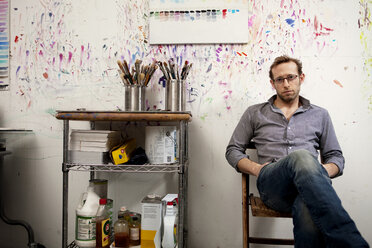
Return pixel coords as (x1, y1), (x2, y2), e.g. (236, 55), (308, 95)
(287, 149), (320, 174)
(288, 149), (314, 161)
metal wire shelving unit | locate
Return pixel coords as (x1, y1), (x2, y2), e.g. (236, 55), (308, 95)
(55, 111), (191, 248)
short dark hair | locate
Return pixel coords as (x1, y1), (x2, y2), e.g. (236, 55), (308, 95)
(269, 55), (303, 80)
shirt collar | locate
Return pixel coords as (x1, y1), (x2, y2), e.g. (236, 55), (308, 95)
(268, 95), (311, 110)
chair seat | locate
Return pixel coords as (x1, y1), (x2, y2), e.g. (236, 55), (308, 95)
(249, 194), (292, 218)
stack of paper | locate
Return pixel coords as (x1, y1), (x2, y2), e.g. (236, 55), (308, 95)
(70, 130), (122, 152)
(68, 130), (122, 164)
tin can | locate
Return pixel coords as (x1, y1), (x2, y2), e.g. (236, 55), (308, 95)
(165, 79), (179, 111)
(128, 85), (146, 111)
(179, 80), (186, 111)
(123, 85), (130, 111)
(138, 86), (146, 111)
(130, 85), (139, 111)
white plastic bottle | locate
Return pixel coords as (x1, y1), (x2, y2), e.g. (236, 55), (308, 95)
(162, 202), (177, 248)
(75, 186), (100, 247)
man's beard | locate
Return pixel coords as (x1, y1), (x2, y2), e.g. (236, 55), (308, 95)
(277, 90), (299, 103)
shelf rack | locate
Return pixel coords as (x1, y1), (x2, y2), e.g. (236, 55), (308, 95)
(55, 110), (192, 248)
(66, 163), (182, 173)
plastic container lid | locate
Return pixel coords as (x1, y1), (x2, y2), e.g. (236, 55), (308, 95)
(99, 198), (107, 205)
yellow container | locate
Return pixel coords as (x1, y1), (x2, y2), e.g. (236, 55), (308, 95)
(110, 138), (136, 165)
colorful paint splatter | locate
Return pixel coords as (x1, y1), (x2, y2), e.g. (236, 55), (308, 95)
(8, 0), (371, 117)
(0, 0), (9, 90)
(359, 0), (372, 111)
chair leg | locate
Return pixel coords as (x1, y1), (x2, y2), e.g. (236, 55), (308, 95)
(243, 173), (295, 247)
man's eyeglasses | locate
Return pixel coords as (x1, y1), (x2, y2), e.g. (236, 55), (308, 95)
(273, 74), (299, 84)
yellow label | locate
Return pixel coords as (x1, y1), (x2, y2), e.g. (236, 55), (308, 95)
(101, 218), (110, 246)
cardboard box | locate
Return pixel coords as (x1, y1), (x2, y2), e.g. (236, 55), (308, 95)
(141, 194), (163, 248)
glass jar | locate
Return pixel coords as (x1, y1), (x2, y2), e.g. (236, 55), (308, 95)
(114, 216), (130, 248)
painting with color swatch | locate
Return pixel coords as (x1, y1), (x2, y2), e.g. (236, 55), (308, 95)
(0, 0), (9, 90)
(149, 0), (249, 44)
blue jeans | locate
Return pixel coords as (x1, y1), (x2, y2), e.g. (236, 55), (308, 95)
(256, 149), (369, 248)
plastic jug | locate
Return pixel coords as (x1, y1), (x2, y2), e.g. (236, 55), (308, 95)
(162, 202), (178, 248)
(75, 186), (100, 247)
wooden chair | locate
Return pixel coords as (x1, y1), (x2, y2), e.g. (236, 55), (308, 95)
(242, 146), (294, 247)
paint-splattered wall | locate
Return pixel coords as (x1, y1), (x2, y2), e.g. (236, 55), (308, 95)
(0, 0), (371, 247)
(9, 0), (371, 118)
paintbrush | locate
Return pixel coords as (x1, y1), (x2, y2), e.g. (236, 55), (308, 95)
(124, 75), (132, 85)
(180, 62), (188, 80)
(183, 63), (192, 80)
(138, 73), (145, 86)
(157, 61), (169, 80)
(145, 64), (158, 86)
(118, 60), (134, 85)
(118, 59), (134, 84)
(134, 59), (142, 82)
(120, 73), (129, 85)
(163, 62), (173, 80)
(135, 59), (142, 71)
(176, 64), (180, 80)
(122, 60), (134, 84)
(168, 59), (176, 79)
(143, 65), (149, 75)
(117, 60), (126, 75)
(122, 60), (130, 74)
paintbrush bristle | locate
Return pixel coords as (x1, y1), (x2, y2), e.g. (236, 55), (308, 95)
(138, 73), (144, 86)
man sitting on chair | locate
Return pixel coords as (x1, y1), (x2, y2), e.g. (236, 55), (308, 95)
(225, 55), (369, 247)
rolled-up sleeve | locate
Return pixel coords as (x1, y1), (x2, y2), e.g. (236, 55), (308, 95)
(225, 109), (253, 172)
(319, 110), (345, 177)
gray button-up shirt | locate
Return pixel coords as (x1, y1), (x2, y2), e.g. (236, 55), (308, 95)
(225, 95), (344, 177)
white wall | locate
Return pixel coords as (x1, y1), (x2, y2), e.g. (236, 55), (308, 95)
(0, 0), (371, 247)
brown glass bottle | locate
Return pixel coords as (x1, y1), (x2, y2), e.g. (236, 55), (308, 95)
(129, 216), (141, 246)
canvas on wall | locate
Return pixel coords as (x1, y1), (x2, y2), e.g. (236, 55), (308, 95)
(0, 0), (9, 90)
(149, 0), (249, 44)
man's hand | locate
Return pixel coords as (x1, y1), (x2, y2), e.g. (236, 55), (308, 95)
(237, 157), (270, 177)
(322, 163), (339, 178)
